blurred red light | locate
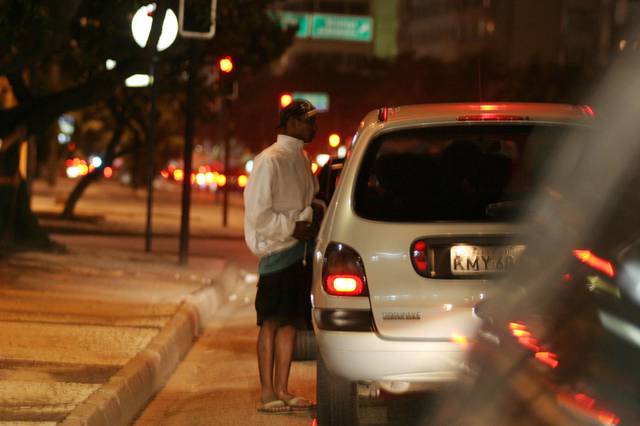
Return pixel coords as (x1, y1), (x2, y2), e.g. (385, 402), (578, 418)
(218, 56), (233, 73)
(535, 351), (559, 368)
(458, 114), (527, 121)
(280, 94), (293, 108)
(573, 250), (615, 277)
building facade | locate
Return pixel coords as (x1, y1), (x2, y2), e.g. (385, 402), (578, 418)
(273, 0), (639, 67)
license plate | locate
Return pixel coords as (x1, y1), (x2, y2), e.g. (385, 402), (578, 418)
(450, 244), (526, 275)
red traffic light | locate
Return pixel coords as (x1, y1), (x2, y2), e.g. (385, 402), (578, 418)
(218, 56), (233, 73)
(280, 93), (293, 108)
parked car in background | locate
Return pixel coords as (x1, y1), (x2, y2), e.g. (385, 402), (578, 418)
(310, 103), (595, 425)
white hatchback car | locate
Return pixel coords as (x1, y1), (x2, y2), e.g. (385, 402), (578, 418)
(311, 103), (594, 425)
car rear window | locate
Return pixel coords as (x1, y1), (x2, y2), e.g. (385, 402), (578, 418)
(354, 124), (583, 222)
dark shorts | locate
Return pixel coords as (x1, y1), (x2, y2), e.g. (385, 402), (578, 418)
(255, 259), (312, 328)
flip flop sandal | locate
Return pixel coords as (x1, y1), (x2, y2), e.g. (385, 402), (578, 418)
(257, 399), (292, 414)
(284, 396), (314, 410)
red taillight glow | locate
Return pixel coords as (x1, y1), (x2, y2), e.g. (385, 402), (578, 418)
(451, 332), (469, 348)
(479, 104), (498, 111)
(573, 250), (615, 277)
(535, 351), (559, 369)
(557, 392), (620, 426)
(326, 274), (364, 296)
(509, 322), (527, 331)
(411, 240), (428, 274)
(511, 329), (531, 338)
(509, 322), (558, 367)
(581, 105), (596, 119)
(517, 336), (541, 352)
(457, 114), (527, 121)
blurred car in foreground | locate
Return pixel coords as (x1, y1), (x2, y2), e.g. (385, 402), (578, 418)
(432, 140), (640, 426)
(310, 102), (595, 425)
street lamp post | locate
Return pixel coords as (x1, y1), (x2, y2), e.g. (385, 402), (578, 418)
(131, 4), (177, 252)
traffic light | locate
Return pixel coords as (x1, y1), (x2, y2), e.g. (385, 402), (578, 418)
(280, 93), (293, 108)
(179, 0), (217, 39)
(218, 56), (233, 73)
(217, 55), (237, 98)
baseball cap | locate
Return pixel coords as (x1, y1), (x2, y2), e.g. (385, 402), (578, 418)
(278, 99), (318, 128)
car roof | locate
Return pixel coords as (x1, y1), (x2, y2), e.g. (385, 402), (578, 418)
(360, 102), (595, 129)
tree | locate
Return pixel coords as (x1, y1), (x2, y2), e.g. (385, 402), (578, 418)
(0, 0), (295, 251)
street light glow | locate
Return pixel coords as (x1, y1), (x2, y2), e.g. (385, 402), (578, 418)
(131, 4), (178, 52)
(316, 154), (330, 167)
(125, 74), (153, 87)
(329, 133), (341, 148)
(337, 146), (347, 158)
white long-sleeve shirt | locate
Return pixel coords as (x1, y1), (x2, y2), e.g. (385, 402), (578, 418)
(244, 134), (318, 258)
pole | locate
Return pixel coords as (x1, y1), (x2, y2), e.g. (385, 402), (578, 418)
(145, 55), (158, 252)
(222, 102), (229, 228)
(179, 44), (197, 264)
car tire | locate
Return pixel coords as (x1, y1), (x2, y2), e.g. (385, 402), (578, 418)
(316, 352), (359, 425)
(293, 329), (317, 361)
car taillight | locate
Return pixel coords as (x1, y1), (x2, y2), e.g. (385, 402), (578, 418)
(326, 274), (364, 296)
(573, 250), (615, 277)
(322, 242), (368, 297)
(457, 114), (528, 121)
(410, 240), (429, 276)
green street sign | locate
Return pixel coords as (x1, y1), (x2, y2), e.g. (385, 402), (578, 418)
(311, 13), (373, 42)
(279, 12), (310, 38)
(293, 92), (329, 112)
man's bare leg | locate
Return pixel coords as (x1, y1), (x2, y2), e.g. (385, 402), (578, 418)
(257, 320), (279, 402)
(273, 324), (296, 399)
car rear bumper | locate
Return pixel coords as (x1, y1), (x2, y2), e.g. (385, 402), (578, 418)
(314, 327), (467, 384)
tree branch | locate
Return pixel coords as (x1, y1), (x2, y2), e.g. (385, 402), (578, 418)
(6, 73), (32, 106)
(0, 0), (170, 140)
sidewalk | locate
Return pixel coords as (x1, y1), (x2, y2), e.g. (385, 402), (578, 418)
(0, 179), (243, 425)
(0, 238), (237, 426)
(31, 178), (245, 239)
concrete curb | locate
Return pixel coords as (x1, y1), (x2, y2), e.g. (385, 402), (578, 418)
(60, 263), (241, 426)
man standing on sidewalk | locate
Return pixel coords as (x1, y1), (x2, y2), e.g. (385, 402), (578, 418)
(244, 99), (319, 414)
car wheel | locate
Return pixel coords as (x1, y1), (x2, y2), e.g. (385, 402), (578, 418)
(316, 352), (359, 425)
(293, 329), (317, 361)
